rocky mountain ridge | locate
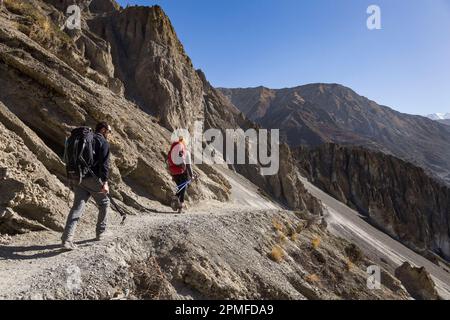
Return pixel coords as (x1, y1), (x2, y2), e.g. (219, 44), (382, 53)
(219, 85), (450, 185)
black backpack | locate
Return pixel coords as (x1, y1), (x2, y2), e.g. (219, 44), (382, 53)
(63, 127), (95, 184)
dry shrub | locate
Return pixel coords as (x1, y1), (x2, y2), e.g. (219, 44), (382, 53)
(290, 233), (298, 242)
(344, 243), (364, 264)
(278, 232), (288, 244)
(269, 245), (285, 263)
(130, 257), (169, 300)
(345, 258), (355, 272)
(272, 218), (285, 234)
(296, 222), (305, 234)
(285, 222), (296, 237)
(311, 236), (321, 250)
(305, 273), (320, 284)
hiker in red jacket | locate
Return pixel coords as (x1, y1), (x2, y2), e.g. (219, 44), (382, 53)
(168, 137), (195, 213)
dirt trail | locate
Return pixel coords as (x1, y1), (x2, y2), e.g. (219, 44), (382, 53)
(0, 200), (234, 299)
(0, 168), (278, 299)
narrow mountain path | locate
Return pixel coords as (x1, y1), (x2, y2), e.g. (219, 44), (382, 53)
(0, 202), (237, 299)
(0, 168), (279, 299)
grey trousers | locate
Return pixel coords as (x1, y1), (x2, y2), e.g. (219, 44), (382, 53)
(62, 177), (110, 242)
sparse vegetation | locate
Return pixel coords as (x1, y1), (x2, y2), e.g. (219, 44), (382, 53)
(4, 0), (41, 20)
(290, 233), (298, 242)
(129, 257), (169, 300)
(278, 232), (288, 244)
(345, 258), (355, 272)
(311, 236), (321, 250)
(285, 221), (296, 236)
(5, 0), (72, 46)
(305, 273), (320, 284)
(272, 218), (285, 233)
(345, 243), (364, 264)
(296, 222), (305, 234)
(269, 245), (285, 263)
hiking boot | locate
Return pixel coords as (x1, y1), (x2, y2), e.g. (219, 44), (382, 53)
(95, 233), (105, 241)
(62, 241), (78, 251)
(178, 203), (185, 214)
(95, 230), (111, 241)
(171, 196), (180, 212)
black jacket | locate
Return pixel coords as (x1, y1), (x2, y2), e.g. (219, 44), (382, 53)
(90, 133), (110, 182)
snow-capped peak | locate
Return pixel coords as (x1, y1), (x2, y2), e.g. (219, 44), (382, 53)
(426, 113), (450, 120)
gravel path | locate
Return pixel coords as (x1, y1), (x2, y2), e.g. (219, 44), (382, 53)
(0, 168), (279, 299)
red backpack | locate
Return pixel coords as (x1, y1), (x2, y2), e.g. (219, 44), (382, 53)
(167, 142), (186, 176)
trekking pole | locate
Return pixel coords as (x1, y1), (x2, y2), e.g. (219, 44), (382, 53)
(108, 194), (127, 225)
(174, 173), (199, 194)
(175, 180), (192, 194)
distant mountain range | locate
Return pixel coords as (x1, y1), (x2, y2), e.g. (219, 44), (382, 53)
(218, 84), (450, 185)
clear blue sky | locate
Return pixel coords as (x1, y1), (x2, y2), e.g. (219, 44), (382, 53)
(117, 0), (450, 116)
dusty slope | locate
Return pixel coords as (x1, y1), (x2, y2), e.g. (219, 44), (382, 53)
(298, 175), (450, 299)
(0, 170), (409, 300)
(200, 71), (322, 214)
(296, 144), (450, 261)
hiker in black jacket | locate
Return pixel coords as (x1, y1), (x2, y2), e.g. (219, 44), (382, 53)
(61, 122), (112, 250)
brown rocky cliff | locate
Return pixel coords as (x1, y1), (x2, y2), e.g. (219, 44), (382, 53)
(88, 5), (204, 131)
(0, 0), (231, 234)
(0, 103), (68, 234)
(295, 143), (450, 261)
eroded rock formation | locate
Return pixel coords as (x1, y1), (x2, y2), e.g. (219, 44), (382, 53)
(88, 5), (204, 132)
(395, 262), (441, 300)
(0, 0), (231, 234)
(296, 143), (450, 261)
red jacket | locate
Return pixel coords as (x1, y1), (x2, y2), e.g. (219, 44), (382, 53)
(168, 142), (186, 176)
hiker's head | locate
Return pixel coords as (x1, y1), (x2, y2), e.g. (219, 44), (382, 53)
(96, 122), (112, 139)
(178, 136), (185, 145)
